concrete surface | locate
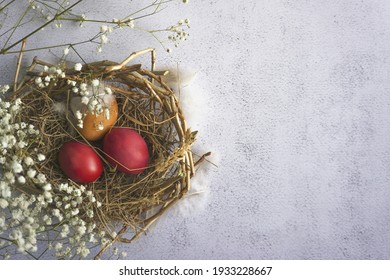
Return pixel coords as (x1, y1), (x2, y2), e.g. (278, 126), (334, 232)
(2, 0), (390, 259)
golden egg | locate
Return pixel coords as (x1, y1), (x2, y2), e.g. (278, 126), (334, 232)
(77, 98), (118, 141)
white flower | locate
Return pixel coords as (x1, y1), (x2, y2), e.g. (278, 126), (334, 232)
(55, 243), (63, 251)
(0, 199), (8, 209)
(104, 108), (110, 120)
(127, 20), (135, 29)
(91, 99), (98, 107)
(17, 176), (26, 184)
(92, 79), (100, 87)
(4, 172), (15, 183)
(71, 209), (79, 216)
(63, 47), (69, 55)
(12, 162), (23, 173)
(104, 87), (112, 94)
(77, 120), (84, 129)
(75, 110), (83, 120)
(37, 173), (47, 183)
(27, 169), (36, 178)
(1, 185), (11, 198)
(35, 77), (42, 85)
(42, 184), (52, 191)
(100, 25), (108, 33)
(81, 96), (90, 105)
(72, 87), (79, 93)
(74, 63), (83, 71)
(37, 154), (46, 161)
(101, 34), (108, 44)
(97, 122), (104, 131)
(80, 83), (87, 91)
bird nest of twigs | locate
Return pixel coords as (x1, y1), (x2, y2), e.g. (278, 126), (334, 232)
(10, 48), (208, 259)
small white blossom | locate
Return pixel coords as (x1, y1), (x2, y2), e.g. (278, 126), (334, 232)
(17, 176), (26, 184)
(37, 173), (47, 183)
(63, 47), (69, 55)
(74, 63), (83, 71)
(27, 169), (37, 178)
(24, 157), (34, 166)
(0, 199), (8, 209)
(71, 208), (79, 216)
(100, 25), (108, 33)
(81, 96), (90, 105)
(75, 110), (83, 120)
(104, 108), (110, 120)
(37, 154), (46, 161)
(80, 83), (87, 91)
(42, 184), (52, 191)
(104, 87), (112, 95)
(92, 79), (100, 87)
(101, 34), (108, 44)
(97, 122), (104, 131)
(12, 161), (23, 173)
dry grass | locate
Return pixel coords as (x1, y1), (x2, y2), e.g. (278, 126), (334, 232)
(12, 49), (208, 259)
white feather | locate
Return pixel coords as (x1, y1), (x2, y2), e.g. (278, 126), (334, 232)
(52, 101), (67, 115)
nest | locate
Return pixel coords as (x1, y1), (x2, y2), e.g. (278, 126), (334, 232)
(11, 48), (208, 259)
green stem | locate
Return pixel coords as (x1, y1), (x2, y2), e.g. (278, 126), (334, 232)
(2, 3), (32, 50)
(0, 0), (17, 13)
(0, 0), (83, 54)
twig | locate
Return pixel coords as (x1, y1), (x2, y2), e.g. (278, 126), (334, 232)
(13, 39), (26, 93)
(0, 0), (83, 54)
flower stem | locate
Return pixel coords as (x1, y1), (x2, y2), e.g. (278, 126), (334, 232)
(0, 0), (83, 54)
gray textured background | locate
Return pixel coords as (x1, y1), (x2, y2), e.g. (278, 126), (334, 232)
(2, 0), (390, 259)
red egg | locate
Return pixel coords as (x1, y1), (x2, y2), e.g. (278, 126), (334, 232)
(58, 141), (103, 183)
(103, 127), (149, 174)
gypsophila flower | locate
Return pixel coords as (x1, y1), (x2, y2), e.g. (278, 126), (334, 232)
(17, 176), (26, 184)
(12, 161), (23, 173)
(92, 79), (100, 87)
(0, 199), (8, 209)
(97, 122), (104, 131)
(104, 87), (112, 95)
(37, 154), (46, 161)
(75, 110), (83, 120)
(74, 63), (83, 71)
(81, 96), (90, 105)
(80, 83), (88, 91)
(27, 169), (37, 178)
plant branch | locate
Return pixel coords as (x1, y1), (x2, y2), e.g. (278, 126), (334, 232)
(0, 0), (83, 54)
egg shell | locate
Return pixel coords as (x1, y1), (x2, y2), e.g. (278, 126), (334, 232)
(77, 97), (118, 141)
(103, 127), (149, 175)
(58, 141), (103, 183)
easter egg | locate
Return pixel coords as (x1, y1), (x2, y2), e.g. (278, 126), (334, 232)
(58, 141), (103, 183)
(76, 96), (118, 141)
(103, 127), (149, 175)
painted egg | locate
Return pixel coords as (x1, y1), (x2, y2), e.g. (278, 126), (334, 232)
(103, 127), (149, 175)
(58, 141), (103, 183)
(78, 96), (118, 141)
